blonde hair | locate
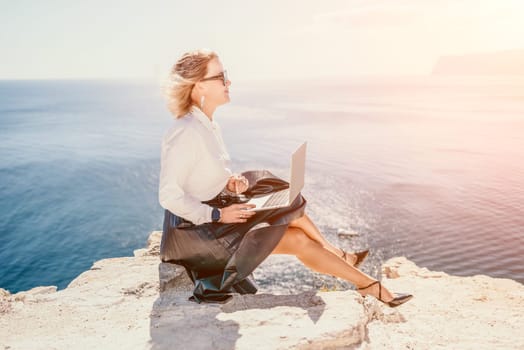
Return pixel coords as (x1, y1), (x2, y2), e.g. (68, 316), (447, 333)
(164, 49), (218, 118)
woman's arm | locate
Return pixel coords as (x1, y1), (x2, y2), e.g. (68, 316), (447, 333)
(158, 127), (214, 225)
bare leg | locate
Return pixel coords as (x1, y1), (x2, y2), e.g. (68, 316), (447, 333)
(271, 226), (394, 301)
(288, 214), (358, 264)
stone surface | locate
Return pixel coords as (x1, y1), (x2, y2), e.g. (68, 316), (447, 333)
(158, 262), (193, 293)
(1, 231), (523, 349)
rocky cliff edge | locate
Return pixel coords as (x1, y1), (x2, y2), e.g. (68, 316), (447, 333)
(1, 231), (523, 350)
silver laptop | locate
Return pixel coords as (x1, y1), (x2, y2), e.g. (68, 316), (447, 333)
(246, 142), (307, 212)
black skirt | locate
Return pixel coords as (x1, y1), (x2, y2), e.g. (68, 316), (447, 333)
(160, 170), (307, 303)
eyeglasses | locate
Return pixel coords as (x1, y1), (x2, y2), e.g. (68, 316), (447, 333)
(200, 70), (228, 86)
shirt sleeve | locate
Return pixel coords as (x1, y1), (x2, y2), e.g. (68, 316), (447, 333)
(158, 126), (214, 225)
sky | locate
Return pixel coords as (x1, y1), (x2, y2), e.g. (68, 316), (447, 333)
(1, 0), (524, 81)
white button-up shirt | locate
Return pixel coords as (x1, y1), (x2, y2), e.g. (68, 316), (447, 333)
(158, 106), (233, 224)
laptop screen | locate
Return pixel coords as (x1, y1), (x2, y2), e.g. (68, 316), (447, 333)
(288, 142), (307, 203)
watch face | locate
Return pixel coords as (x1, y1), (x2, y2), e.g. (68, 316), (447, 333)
(212, 208), (220, 222)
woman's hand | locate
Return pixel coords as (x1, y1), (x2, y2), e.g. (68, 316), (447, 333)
(226, 174), (249, 194)
(219, 203), (257, 223)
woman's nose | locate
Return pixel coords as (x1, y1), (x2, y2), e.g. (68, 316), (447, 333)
(226, 79), (231, 87)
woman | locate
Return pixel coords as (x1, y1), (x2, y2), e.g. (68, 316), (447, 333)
(158, 49), (412, 307)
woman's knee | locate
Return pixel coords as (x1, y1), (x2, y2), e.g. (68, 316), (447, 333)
(277, 227), (314, 254)
(289, 214), (306, 227)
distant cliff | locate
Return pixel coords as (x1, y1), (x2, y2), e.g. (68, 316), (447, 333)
(432, 49), (524, 75)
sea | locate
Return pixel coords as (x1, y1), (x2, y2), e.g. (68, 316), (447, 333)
(1, 76), (523, 294)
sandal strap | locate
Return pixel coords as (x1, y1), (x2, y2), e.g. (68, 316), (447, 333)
(357, 280), (379, 291)
(357, 280), (383, 301)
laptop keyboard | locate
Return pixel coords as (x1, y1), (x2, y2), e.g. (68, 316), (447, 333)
(263, 189), (290, 208)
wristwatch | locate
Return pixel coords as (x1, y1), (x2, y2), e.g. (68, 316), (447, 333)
(211, 207), (221, 223)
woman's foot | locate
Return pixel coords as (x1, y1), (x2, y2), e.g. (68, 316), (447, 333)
(357, 280), (413, 308)
(340, 249), (369, 268)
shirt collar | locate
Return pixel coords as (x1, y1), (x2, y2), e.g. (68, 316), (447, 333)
(190, 106), (217, 131)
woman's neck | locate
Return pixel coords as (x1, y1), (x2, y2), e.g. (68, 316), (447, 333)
(201, 105), (216, 121)
(193, 103), (216, 121)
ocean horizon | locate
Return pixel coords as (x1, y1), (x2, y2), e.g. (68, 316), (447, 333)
(1, 76), (523, 294)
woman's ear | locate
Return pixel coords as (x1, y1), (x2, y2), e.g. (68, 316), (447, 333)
(191, 82), (203, 102)
(194, 81), (206, 94)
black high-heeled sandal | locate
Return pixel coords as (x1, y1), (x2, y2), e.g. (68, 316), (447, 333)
(357, 280), (413, 308)
(341, 249), (369, 268)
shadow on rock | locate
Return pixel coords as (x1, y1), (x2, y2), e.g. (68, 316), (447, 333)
(221, 290), (326, 324)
